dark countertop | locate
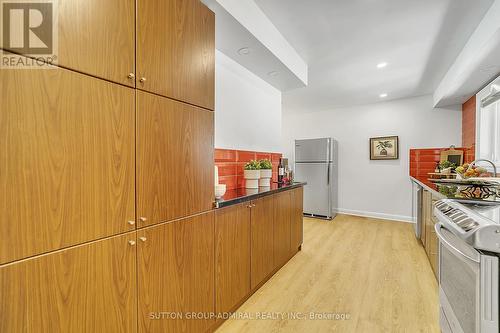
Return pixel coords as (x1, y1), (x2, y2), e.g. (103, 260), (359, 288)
(410, 176), (446, 199)
(214, 182), (307, 208)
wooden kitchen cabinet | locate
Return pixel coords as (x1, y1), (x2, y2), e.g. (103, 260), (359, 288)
(1, 0), (136, 86)
(0, 63), (136, 265)
(137, 0), (215, 110)
(215, 203), (251, 314)
(137, 211), (215, 333)
(421, 189), (439, 279)
(290, 187), (304, 254)
(0, 232), (137, 333)
(274, 191), (292, 268)
(136, 91), (214, 227)
(251, 195), (275, 289)
(421, 190), (431, 247)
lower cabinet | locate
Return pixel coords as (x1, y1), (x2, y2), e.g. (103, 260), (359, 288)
(0, 232), (138, 333)
(250, 195), (276, 290)
(0, 188), (304, 333)
(215, 203), (251, 314)
(137, 211), (215, 333)
(273, 191), (292, 268)
(421, 189), (439, 279)
(290, 187), (304, 254)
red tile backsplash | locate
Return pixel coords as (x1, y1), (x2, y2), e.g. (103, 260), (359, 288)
(409, 147), (470, 178)
(215, 148), (282, 190)
(215, 149), (237, 163)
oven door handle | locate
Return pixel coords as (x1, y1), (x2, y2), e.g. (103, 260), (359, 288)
(434, 223), (480, 263)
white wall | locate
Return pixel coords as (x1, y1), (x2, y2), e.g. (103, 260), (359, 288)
(215, 50), (282, 152)
(282, 95), (462, 222)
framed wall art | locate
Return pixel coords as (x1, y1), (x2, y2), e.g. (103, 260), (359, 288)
(370, 136), (399, 160)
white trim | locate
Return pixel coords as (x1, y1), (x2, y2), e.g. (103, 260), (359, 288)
(337, 208), (413, 223)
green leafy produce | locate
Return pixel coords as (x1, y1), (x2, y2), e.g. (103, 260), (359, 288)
(244, 160), (261, 170)
(439, 160), (456, 170)
(259, 159), (272, 169)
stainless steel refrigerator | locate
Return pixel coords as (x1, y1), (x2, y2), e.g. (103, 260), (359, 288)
(294, 138), (337, 219)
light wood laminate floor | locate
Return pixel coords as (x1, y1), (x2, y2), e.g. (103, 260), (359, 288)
(217, 214), (439, 333)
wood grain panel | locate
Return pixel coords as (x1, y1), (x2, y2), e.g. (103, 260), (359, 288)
(0, 232), (137, 333)
(290, 187), (304, 254)
(137, 212), (215, 333)
(137, 0), (215, 109)
(1, 0), (136, 86)
(0, 64), (136, 264)
(215, 203), (251, 314)
(137, 91), (214, 226)
(250, 195), (275, 290)
(273, 191), (292, 268)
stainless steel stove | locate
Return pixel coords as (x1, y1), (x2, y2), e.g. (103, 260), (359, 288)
(434, 199), (500, 333)
(435, 199), (500, 253)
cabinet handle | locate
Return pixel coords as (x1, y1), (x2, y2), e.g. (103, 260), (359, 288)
(139, 77), (146, 83)
(252, 204), (256, 207)
(127, 73), (135, 80)
(139, 236), (147, 242)
(247, 204), (252, 208)
(128, 240), (136, 246)
(140, 217), (147, 222)
(128, 220), (135, 226)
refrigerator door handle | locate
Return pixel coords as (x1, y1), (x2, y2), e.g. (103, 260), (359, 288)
(326, 138), (331, 185)
(327, 162), (330, 185)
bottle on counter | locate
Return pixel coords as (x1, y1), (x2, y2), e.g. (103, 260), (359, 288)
(278, 158), (285, 183)
(435, 162), (440, 173)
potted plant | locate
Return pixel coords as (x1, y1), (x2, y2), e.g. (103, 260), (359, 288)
(438, 160), (456, 174)
(244, 160), (261, 189)
(258, 159), (273, 187)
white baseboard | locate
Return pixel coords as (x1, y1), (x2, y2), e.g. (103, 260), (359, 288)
(337, 208), (414, 223)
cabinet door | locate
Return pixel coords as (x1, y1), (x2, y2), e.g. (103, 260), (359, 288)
(250, 195), (275, 290)
(0, 63), (136, 264)
(215, 203), (251, 314)
(274, 191), (292, 268)
(0, 232), (137, 333)
(137, 0), (215, 109)
(1, 0), (136, 86)
(421, 190), (431, 246)
(290, 187), (304, 254)
(137, 91), (214, 226)
(137, 212), (215, 333)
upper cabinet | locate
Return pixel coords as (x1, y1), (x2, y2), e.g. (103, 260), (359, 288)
(136, 91), (214, 227)
(58, 0), (136, 86)
(0, 64), (136, 265)
(137, 0), (215, 110)
(0, 0), (136, 86)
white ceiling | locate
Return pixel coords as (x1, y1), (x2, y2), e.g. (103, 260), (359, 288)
(254, 0), (494, 113)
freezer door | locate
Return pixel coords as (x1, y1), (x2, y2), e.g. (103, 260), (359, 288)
(295, 138), (331, 162)
(295, 162), (331, 217)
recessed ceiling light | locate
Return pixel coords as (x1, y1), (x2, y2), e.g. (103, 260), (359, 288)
(267, 71), (279, 77)
(238, 47), (251, 55)
(377, 62), (388, 69)
(379, 93), (388, 98)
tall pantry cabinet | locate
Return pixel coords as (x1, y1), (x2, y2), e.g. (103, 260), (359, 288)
(0, 0), (215, 332)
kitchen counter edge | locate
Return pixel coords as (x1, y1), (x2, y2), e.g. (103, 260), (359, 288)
(410, 176), (446, 200)
(214, 182), (307, 209)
